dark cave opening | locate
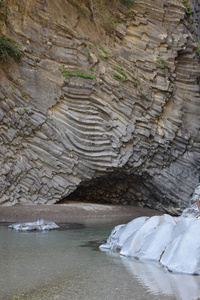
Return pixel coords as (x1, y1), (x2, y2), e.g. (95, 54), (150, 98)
(57, 171), (161, 210)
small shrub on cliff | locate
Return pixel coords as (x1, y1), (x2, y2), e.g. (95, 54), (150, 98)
(183, 0), (193, 14)
(99, 47), (110, 59)
(113, 73), (122, 80)
(121, 0), (135, 7)
(122, 77), (129, 82)
(112, 67), (129, 82)
(0, 35), (22, 62)
(156, 55), (169, 69)
(113, 67), (126, 75)
(196, 42), (200, 55)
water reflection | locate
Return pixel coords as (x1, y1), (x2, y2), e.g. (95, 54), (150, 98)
(103, 251), (200, 300)
(1, 222), (199, 300)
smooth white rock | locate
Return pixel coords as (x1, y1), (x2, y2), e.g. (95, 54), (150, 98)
(100, 213), (200, 275)
(99, 216), (147, 251)
(136, 221), (175, 261)
(160, 218), (200, 274)
(120, 215), (175, 257)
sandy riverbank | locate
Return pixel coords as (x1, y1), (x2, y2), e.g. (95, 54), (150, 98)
(0, 203), (162, 224)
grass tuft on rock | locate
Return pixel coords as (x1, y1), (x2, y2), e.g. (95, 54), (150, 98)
(183, 0), (193, 14)
(63, 71), (96, 79)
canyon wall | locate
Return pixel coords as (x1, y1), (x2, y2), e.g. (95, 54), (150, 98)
(0, 0), (200, 214)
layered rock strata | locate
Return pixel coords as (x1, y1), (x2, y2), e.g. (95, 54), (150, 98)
(0, 0), (200, 213)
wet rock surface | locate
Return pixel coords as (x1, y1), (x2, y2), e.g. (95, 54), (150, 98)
(0, 0), (199, 213)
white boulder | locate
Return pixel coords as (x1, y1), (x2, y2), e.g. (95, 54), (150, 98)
(100, 214), (200, 275)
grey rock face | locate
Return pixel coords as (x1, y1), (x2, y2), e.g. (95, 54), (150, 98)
(0, 0), (199, 213)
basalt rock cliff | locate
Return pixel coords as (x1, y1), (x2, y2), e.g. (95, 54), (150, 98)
(0, 0), (200, 214)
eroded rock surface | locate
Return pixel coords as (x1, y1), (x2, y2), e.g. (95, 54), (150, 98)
(0, 0), (200, 213)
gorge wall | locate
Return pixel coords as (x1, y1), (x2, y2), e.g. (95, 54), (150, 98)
(0, 0), (200, 214)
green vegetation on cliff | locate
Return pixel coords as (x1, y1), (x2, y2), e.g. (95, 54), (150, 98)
(0, 0), (23, 62)
(68, 0), (135, 34)
(0, 35), (22, 62)
(63, 70), (96, 79)
(121, 0), (135, 7)
(183, 0), (193, 14)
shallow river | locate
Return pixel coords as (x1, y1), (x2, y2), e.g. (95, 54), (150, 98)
(1, 219), (200, 300)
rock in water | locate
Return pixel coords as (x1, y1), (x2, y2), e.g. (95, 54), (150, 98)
(8, 219), (59, 231)
(100, 214), (200, 275)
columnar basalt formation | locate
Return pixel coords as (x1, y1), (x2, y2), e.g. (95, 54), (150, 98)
(0, 0), (200, 214)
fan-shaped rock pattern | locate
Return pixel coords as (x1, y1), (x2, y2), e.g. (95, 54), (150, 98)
(0, 0), (199, 212)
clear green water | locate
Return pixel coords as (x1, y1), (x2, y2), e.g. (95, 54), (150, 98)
(0, 220), (200, 300)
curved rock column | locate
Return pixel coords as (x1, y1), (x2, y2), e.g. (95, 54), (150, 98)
(0, 0), (199, 213)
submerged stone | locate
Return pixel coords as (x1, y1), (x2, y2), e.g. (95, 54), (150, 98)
(8, 219), (59, 231)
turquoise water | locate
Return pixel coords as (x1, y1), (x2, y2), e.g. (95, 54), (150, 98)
(0, 220), (200, 300)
